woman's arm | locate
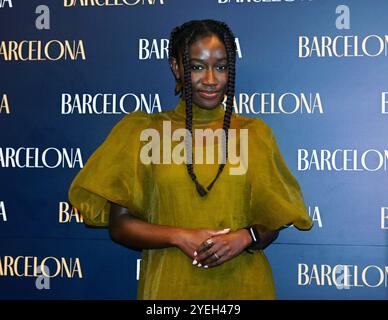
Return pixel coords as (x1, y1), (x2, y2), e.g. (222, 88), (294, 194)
(249, 224), (280, 250)
(108, 202), (232, 258)
(109, 202), (180, 250)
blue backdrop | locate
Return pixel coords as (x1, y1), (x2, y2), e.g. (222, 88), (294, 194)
(0, 0), (387, 299)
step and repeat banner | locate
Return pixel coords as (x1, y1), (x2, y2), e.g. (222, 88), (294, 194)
(0, 0), (387, 300)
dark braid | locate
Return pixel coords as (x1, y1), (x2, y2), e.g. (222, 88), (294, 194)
(168, 20), (237, 197)
(206, 23), (236, 192)
(182, 33), (208, 196)
(168, 25), (184, 95)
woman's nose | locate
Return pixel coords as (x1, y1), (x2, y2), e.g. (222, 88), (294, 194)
(202, 69), (217, 86)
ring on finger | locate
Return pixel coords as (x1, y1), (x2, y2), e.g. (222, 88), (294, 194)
(213, 252), (220, 260)
(204, 238), (214, 249)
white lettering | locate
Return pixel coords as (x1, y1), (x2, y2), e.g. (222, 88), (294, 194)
(381, 207), (388, 230)
(298, 264), (388, 288)
(225, 93), (323, 115)
(0, 256), (83, 278)
(0, 148), (83, 168)
(298, 149), (388, 171)
(61, 93), (161, 114)
(299, 35), (388, 58)
(382, 92), (388, 114)
(0, 201), (7, 222)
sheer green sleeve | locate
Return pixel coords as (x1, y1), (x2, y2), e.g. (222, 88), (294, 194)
(249, 123), (313, 231)
(67, 112), (150, 227)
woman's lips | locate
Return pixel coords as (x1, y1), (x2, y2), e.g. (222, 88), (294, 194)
(198, 90), (219, 99)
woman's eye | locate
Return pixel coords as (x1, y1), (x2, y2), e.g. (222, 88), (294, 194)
(190, 65), (227, 71)
(191, 65), (203, 70)
(217, 65), (228, 71)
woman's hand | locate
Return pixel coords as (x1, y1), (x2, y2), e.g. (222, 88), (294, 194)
(173, 227), (231, 260)
(193, 229), (252, 268)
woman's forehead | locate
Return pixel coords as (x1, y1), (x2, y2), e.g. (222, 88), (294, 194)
(189, 35), (227, 60)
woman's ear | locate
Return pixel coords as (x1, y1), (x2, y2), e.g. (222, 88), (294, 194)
(169, 57), (180, 81)
(170, 57), (183, 96)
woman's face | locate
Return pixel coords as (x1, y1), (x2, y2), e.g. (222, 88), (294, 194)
(171, 34), (229, 110)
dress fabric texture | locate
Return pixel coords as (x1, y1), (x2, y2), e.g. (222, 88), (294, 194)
(68, 97), (313, 300)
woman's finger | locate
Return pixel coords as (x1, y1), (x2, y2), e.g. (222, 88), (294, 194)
(196, 237), (214, 256)
(204, 246), (229, 268)
(196, 242), (223, 265)
(200, 250), (221, 266)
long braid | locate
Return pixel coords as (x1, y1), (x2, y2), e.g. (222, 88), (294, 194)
(183, 35), (208, 196)
(168, 25), (183, 96)
(168, 20), (237, 197)
(206, 23), (236, 192)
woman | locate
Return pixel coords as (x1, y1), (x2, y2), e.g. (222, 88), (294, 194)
(68, 19), (313, 299)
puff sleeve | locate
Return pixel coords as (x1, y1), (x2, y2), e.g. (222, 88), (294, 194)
(249, 124), (313, 231)
(68, 112), (150, 227)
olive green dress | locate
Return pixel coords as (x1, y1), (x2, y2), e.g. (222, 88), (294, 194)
(68, 97), (313, 300)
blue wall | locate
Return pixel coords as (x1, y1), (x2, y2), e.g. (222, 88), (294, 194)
(0, 0), (387, 299)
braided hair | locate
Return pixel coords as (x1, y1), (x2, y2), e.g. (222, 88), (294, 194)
(168, 20), (237, 197)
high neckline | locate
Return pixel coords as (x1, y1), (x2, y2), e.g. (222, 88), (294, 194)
(173, 97), (225, 122)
